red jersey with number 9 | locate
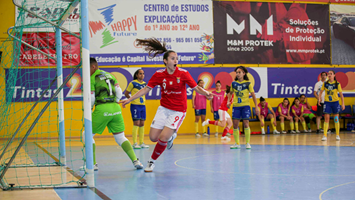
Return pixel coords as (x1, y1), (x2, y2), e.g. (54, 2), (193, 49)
(219, 94), (234, 111)
(147, 67), (197, 112)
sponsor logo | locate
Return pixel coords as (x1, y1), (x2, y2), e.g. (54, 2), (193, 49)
(227, 14), (273, 36)
(103, 112), (121, 116)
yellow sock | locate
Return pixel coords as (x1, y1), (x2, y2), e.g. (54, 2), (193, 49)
(233, 129), (240, 145)
(295, 122), (299, 131)
(132, 125), (139, 144)
(245, 127), (251, 144)
(335, 121), (340, 136)
(195, 122), (199, 134)
(261, 119), (264, 131)
(215, 126), (218, 133)
(324, 122), (329, 137)
(290, 122), (294, 130)
(202, 125), (206, 134)
(302, 121), (307, 131)
(271, 118), (276, 131)
(139, 126), (144, 144)
(281, 123), (285, 131)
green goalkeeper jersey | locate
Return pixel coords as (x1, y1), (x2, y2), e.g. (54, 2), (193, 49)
(90, 69), (119, 106)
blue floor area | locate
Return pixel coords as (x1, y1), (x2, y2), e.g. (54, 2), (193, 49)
(54, 144), (355, 200)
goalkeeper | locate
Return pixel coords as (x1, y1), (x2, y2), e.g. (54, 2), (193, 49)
(84, 57), (143, 171)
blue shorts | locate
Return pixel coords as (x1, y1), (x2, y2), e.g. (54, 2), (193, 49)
(324, 101), (341, 114)
(130, 104), (146, 121)
(195, 109), (206, 116)
(232, 106), (251, 120)
(213, 111), (220, 120)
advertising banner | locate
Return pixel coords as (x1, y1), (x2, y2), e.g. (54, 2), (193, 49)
(268, 68), (355, 98)
(15, 1), (80, 32)
(213, 2), (330, 64)
(8, 67), (354, 103)
(7, 67), (268, 102)
(19, 32), (81, 66)
(88, 0), (214, 65)
(330, 4), (355, 65)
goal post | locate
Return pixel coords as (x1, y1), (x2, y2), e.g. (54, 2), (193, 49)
(0, 0), (94, 190)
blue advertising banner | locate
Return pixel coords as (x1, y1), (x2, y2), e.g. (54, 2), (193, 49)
(268, 68), (355, 98)
(6, 67), (268, 102)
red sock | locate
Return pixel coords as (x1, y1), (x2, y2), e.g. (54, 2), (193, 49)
(209, 120), (218, 125)
(222, 127), (230, 137)
(151, 139), (167, 160)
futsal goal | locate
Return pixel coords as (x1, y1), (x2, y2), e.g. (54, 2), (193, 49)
(0, 0), (94, 190)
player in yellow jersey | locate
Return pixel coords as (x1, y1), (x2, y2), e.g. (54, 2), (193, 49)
(228, 66), (259, 149)
(125, 69), (149, 149)
(318, 70), (345, 141)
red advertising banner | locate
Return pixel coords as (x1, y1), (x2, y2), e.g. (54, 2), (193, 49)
(20, 32), (80, 66)
(213, 2), (330, 64)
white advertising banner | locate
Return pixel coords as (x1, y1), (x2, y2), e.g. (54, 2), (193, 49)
(88, 0), (214, 65)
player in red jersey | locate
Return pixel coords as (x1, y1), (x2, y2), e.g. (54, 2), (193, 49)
(120, 38), (213, 172)
(202, 85), (234, 140)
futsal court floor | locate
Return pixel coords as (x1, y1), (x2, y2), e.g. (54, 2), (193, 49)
(1, 132), (355, 200)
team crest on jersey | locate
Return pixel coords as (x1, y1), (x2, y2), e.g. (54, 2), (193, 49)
(177, 77), (180, 83)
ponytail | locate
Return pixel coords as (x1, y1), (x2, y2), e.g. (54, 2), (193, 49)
(226, 85), (231, 93)
(136, 38), (175, 61)
(290, 97), (299, 112)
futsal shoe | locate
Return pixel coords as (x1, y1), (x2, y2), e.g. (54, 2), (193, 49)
(133, 143), (141, 149)
(320, 128), (324, 132)
(304, 130), (308, 133)
(273, 130), (280, 134)
(202, 119), (210, 126)
(167, 132), (177, 150)
(221, 136), (229, 140)
(144, 161), (155, 172)
(261, 129), (265, 135)
(246, 143), (251, 149)
(282, 131), (287, 134)
(336, 135), (340, 141)
(195, 133), (201, 137)
(230, 144), (241, 149)
(133, 159), (143, 169)
(308, 129), (312, 133)
(215, 133), (218, 137)
(321, 136), (327, 141)
(295, 130), (300, 133)
(290, 130), (296, 134)
(203, 133), (209, 137)
(226, 133), (231, 137)
(140, 143), (149, 148)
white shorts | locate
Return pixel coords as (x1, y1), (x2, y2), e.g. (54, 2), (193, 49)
(151, 106), (186, 131)
(218, 109), (231, 121)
